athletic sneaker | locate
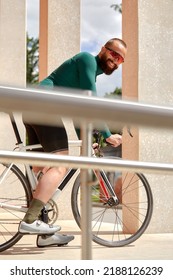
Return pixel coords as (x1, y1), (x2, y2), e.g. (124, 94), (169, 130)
(36, 233), (75, 247)
(18, 220), (61, 234)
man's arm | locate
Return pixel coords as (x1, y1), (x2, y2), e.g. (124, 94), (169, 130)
(77, 53), (97, 93)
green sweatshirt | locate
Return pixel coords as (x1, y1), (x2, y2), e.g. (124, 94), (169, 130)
(40, 52), (111, 139)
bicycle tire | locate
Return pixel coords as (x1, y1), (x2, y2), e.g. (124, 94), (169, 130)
(0, 163), (32, 252)
(71, 157), (153, 247)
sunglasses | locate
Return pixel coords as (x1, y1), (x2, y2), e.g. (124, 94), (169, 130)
(105, 46), (124, 63)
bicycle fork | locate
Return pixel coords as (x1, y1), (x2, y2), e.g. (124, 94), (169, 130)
(94, 170), (119, 206)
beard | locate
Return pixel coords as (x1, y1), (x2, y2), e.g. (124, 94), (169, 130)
(98, 55), (118, 75)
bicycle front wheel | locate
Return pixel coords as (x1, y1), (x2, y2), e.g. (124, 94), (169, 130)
(71, 160), (153, 247)
(0, 163), (32, 252)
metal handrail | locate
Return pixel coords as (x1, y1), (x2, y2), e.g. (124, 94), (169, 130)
(1, 85), (173, 129)
(1, 149), (173, 175)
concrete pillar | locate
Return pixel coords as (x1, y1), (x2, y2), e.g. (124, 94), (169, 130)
(0, 0), (26, 150)
(122, 0), (139, 162)
(39, 0), (80, 80)
(122, 0), (173, 233)
(39, 0), (81, 219)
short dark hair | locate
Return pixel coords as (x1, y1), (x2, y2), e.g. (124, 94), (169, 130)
(105, 38), (127, 49)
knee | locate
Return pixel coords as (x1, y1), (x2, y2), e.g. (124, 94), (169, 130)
(57, 166), (67, 176)
(48, 166), (67, 177)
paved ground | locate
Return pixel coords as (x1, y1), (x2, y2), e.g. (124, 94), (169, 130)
(0, 220), (173, 260)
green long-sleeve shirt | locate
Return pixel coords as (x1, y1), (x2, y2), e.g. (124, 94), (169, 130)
(40, 52), (111, 138)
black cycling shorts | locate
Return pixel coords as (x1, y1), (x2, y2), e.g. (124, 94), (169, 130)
(24, 121), (68, 153)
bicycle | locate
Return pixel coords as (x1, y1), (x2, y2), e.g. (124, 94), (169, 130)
(0, 114), (153, 252)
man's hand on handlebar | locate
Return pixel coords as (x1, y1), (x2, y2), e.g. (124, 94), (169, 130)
(105, 134), (122, 147)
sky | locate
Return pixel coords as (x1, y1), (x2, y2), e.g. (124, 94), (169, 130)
(27, 0), (122, 97)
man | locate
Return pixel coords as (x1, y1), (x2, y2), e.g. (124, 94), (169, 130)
(19, 38), (127, 247)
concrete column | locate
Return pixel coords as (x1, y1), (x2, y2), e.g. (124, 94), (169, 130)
(39, 0), (81, 219)
(122, 0), (139, 233)
(0, 0), (26, 150)
(122, 0), (139, 160)
(122, 0), (173, 233)
(39, 0), (80, 80)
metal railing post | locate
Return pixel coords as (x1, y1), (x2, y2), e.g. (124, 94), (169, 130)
(80, 121), (92, 260)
